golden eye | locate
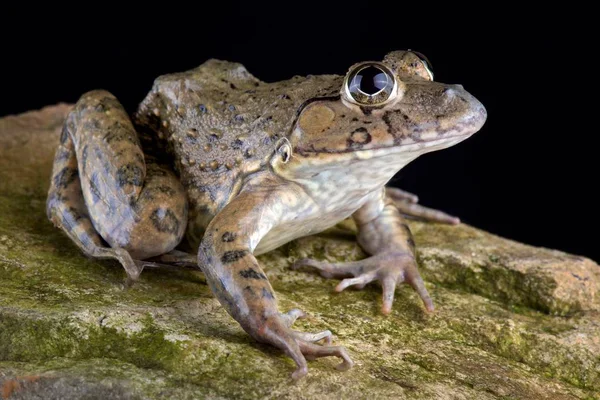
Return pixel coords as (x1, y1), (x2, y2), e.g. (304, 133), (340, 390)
(410, 50), (434, 80)
(345, 63), (396, 106)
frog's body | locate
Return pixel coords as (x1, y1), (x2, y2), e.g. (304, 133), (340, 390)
(134, 61), (345, 251)
(46, 51), (486, 379)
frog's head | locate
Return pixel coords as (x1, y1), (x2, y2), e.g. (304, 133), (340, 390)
(272, 50), (486, 191)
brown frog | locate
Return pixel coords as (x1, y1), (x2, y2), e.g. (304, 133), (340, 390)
(46, 50), (487, 379)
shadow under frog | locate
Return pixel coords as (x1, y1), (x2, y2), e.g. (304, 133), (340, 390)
(46, 50), (486, 379)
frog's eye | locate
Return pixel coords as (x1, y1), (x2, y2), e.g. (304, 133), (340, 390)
(410, 51), (434, 81)
(344, 63), (396, 106)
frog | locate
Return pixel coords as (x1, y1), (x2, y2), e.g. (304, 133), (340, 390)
(46, 50), (487, 379)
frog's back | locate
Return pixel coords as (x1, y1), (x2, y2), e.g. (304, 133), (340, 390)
(133, 59), (342, 246)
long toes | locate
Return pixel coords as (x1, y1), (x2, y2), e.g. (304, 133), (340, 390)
(395, 202), (460, 224)
(291, 259), (338, 278)
(292, 258), (366, 279)
(281, 309), (306, 328)
(113, 248), (143, 284)
(404, 272), (435, 312)
(335, 273), (375, 292)
(298, 341), (354, 371)
(292, 330), (333, 345)
(381, 277), (397, 315)
(386, 187), (419, 203)
(291, 258), (324, 270)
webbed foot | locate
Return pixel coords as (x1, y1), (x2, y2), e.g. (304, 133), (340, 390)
(292, 251), (434, 314)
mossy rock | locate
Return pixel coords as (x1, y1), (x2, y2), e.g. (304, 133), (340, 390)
(0, 106), (598, 399)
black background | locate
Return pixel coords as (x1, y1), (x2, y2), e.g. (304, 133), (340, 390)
(3, 4), (597, 261)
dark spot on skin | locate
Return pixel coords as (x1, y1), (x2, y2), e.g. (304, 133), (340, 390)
(230, 83), (237, 90)
(53, 167), (78, 189)
(351, 117), (358, 122)
(104, 129), (138, 145)
(80, 146), (89, 173)
(239, 268), (267, 280)
(60, 206), (85, 230)
(279, 94), (291, 100)
(155, 185), (177, 196)
(244, 286), (255, 295)
(55, 148), (71, 162)
(79, 233), (92, 249)
(83, 119), (102, 131)
(93, 102), (107, 113)
(234, 114), (244, 122)
(146, 165), (168, 177)
(60, 125), (69, 144)
(231, 139), (244, 149)
(116, 164), (144, 188)
(228, 104), (236, 111)
(360, 107), (372, 116)
(571, 272), (589, 281)
(150, 208), (181, 234)
(198, 104), (207, 113)
(347, 127), (372, 148)
(67, 206), (83, 221)
(407, 237), (415, 249)
(222, 232), (236, 242)
(88, 172), (102, 203)
(410, 131), (422, 141)
(221, 250), (248, 264)
(261, 288), (274, 299)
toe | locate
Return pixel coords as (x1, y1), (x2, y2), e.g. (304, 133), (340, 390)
(335, 273), (375, 292)
(406, 273), (435, 312)
(381, 276), (397, 315)
(292, 365), (308, 380)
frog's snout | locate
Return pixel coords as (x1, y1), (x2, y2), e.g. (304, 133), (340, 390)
(449, 84), (487, 133)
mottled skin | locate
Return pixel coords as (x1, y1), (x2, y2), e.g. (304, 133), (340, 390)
(46, 51), (486, 379)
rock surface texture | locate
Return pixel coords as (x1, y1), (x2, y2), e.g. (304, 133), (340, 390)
(0, 106), (599, 399)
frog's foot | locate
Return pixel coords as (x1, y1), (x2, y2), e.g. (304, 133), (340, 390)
(92, 247), (144, 287)
(280, 309), (333, 345)
(292, 252), (434, 314)
(145, 250), (199, 269)
(386, 187), (460, 224)
(259, 310), (353, 380)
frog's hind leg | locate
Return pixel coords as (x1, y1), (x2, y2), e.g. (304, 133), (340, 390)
(47, 91), (188, 284)
(386, 187), (460, 224)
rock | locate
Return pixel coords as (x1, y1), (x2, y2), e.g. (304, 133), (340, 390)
(0, 105), (598, 399)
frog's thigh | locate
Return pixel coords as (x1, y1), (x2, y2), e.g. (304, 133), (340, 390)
(47, 91), (187, 279)
(47, 122), (143, 281)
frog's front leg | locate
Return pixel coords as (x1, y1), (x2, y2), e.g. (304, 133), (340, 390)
(198, 188), (353, 379)
(293, 188), (434, 315)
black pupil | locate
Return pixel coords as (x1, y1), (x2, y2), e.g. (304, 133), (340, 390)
(355, 66), (387, 95)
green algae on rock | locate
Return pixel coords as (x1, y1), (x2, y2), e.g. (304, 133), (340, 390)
(0, 106), (599, 399)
